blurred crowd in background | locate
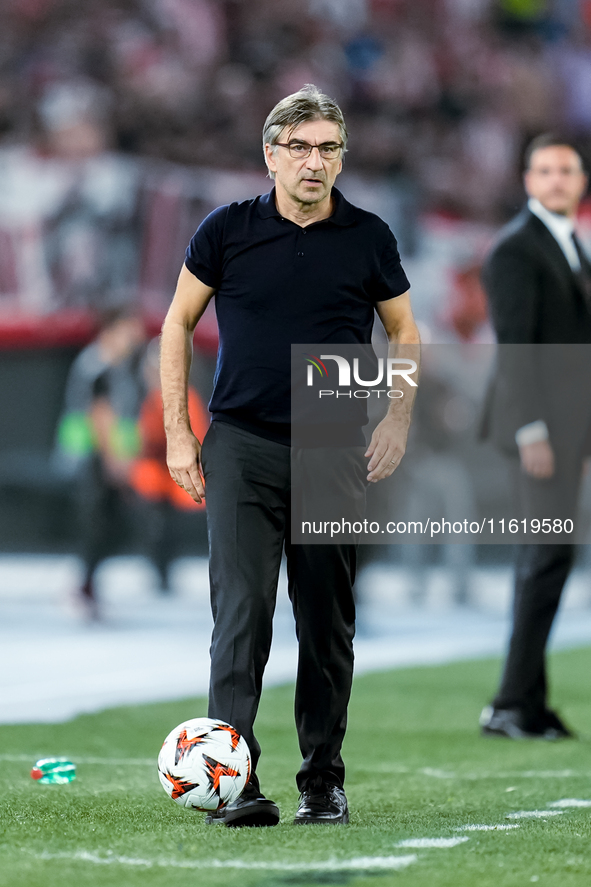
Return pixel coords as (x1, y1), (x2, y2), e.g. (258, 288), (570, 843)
(4, 0), (591, 329)
(3, 0), (591, 575)
(3, 0), (591, 218)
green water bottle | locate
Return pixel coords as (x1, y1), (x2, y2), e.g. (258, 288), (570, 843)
(31, 758), (76, 784)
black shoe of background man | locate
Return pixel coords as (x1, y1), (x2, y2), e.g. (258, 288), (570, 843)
(204, 773), (280, 827)
(74, 578), (99, 621)
(541, 708), (575, 739)
(479, 705), (574, 740)
(293, 779), (349, 825)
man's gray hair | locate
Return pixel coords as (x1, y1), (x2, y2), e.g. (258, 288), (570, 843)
(262, 84), (347, 178)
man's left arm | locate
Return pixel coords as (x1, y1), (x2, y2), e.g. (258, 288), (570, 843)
(366, 292), (420, 482)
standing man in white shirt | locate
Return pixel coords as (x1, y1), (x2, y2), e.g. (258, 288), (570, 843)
(479, 134), (591, 739)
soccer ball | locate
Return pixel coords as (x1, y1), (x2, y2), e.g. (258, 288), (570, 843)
(157, 717), (251, 811)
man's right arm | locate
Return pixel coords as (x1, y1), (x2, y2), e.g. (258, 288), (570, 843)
(160, 264), (215, 502)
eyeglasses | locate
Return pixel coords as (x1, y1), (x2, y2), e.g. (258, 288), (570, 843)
(275, 141), (343, 160)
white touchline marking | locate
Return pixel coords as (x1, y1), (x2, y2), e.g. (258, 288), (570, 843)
(2, 756), (589, 780)
(507, 771), (579, 779)
(0, 754), (154, 766)
(25, 850), (418, 872)
(355, 764), (410, 774)
(417, 769), (584, 780)
(455, 824), (520, 831)
(396, 837), (469, 849)
(506, 811), (564, 819)
(548, 799), (591, 808)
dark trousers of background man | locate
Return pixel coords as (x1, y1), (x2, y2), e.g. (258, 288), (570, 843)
(493, 442), (585, 727)
(200, 419), (365, 791)
(76, 454), (130, 587)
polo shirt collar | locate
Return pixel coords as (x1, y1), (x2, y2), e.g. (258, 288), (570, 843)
(328, 187), (357, 226)
(258, 188), (281, 218)
(258, 186), (356, 226)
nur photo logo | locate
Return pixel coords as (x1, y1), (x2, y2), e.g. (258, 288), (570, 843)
(304, 353), (418, 399)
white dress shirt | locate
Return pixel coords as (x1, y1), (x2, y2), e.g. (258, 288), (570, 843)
(527, 197), (580, 271)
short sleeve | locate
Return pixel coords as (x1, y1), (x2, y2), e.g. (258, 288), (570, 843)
(184, 205), (229, 289)
(373, 225), (410, 302)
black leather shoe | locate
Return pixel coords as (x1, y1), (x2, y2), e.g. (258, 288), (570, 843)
(204, 778), (280, 827)
(479, 705), (574, 740)
(293, 783), (349, 825)
(541, 708), (575, 739)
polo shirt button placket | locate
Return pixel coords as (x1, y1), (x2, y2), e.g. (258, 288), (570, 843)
(298, 229), (306, 257)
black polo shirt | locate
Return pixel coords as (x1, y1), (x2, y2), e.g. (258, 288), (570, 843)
(185, 186), (410, 443)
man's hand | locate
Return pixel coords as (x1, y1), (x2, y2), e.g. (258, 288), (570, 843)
(166, 429), (205, 503)
(160, 266), (215, 504)
(365, 416), (408, 483)
(371, 292), (419, 483)
(519, 439), (555, 479)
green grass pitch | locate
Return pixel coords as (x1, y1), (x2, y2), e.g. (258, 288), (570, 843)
(1, 648), (591, 887)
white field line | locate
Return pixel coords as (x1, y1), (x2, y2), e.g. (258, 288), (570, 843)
(4, 755), (591, 781)
(506, 811), (564, 820)
(420, 768), (456, 778)
(21, 849), (417, 872)
(418, 768), (587, 780)
(359, 764), (589, 780)
(455, 824), (520, 831)
(0, 755), (154, 765)
(14, 798), (590, 875)
(548, 799), (591, 808)
(396, 837), (469, 849)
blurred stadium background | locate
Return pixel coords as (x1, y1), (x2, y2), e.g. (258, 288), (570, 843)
(2, 0), (591, 721)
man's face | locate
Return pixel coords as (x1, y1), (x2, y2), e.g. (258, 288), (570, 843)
(524, 145), (588, 217)
(265, 118), (343, 207)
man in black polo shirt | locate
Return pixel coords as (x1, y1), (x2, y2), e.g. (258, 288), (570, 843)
(160, 85), (419, 827)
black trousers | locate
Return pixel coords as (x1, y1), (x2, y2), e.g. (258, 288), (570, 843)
(76, 455), (128, 584)
(200, 420), (362, 790)
(493, 543), (574, 723)
(493, 454), (581, 723)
